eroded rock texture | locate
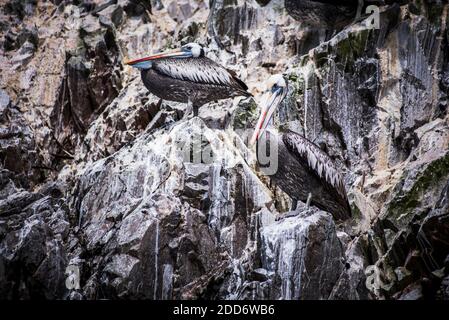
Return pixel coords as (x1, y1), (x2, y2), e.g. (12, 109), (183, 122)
(0, 0), (448, 300)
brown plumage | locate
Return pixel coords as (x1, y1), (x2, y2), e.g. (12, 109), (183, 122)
(126, 43), (251, 116)
(252, 75), (351, 221)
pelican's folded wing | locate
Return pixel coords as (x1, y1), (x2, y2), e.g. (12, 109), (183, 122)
(282, 130), (348, 200)
(153, 57), (249, 93)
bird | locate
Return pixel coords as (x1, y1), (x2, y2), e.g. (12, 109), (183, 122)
(285, 0), (384, 34)
(125, 43), (251, 118)
(249, 75), (351, 221)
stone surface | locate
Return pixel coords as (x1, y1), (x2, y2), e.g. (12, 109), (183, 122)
(0, 0), (449, 300)
(259, 210), (346, 299)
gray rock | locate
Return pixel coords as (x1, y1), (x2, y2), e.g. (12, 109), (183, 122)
(0, 89), (11, 114)
(249, 268), (269, 282)
(0, 97), (41, 188)
(1, 0), (448, 301)
(0, 184), (69, 299)
(397, 282), (424, 300)
(259, 210), (346, 299)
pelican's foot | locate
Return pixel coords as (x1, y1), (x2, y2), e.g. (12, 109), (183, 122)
(181, 106), (200, 121)
(193, 105), (199, 117)
(182, 102), (194, 121)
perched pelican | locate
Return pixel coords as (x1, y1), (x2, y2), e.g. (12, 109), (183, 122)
(285, 0), (383, 31)
(125, 43), (251, 117)
(250, 75), (351, 221)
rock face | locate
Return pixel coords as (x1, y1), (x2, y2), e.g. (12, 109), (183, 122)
(259, 210), (346, 299)
(0, 0), (448, 300)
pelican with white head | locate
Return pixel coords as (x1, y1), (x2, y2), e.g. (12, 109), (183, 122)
(250, 74), (288, 145)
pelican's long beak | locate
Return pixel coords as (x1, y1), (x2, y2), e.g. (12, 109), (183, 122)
(249, 88), (283, 146)
(125, 49), (189, 69)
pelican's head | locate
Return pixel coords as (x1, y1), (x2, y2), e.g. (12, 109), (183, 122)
(181, 43), (204, 58)
(250, 74), (288, 145)
(125, 43), (204, 69)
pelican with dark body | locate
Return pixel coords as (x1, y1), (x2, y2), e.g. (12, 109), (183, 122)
(250, 75), (351, 221)
(285, 0), (384, 31)
(125, 43), (251, 117)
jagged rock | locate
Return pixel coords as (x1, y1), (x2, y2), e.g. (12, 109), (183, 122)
(3, 27), (38, 52)
(50, 10), (122, 163)
(0, 90), (41, 188)
(0, 183), (69, 299)
(120, 0), (152, 17)
(79, 80), (161, 162)
(3, 0), (37, 19)
(0, 90), (10, 111)
(439, 275), (449, 299)
(395, 267), (413, 288)
(231, 98), (258, 131)
(249, 268), (269, 282)
(259, 209), (347, 299)
(96, 4), (124, 28)
(84, 190), (224, 299)
(167, 0), (196, 22)
(1, 0), (449, 301)
(73, 117), (272, 298)
(0, 191), (42, 216)
(182, 163), (210, 209)
(396, 282), (424, 300)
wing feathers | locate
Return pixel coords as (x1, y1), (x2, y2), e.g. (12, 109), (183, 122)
(282, 130), (347, 200)
(153, 57), (248, 93)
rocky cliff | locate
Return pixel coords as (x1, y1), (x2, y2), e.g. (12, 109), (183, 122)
(1, 0), (448, 300)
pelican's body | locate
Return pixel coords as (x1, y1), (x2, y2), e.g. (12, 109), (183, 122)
(140, 57), (250, 107)
(259, 129), (351, 220)
(251, 75), (351, 221)
(285, 0), (384, 31)
(285, 0), (359, 30)
(126, 43), (250, 116)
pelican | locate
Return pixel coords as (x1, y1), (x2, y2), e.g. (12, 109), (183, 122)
(250, 75), (351, 221)
(125, 43), (251, 117)
(285, 0), (383, 31)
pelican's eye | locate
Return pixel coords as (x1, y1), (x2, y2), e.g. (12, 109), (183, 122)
(271, 84), (279, 93)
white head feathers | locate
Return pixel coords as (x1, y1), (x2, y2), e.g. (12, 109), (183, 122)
(181, 43), (204, 58)
(265, 74), (287, 91)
